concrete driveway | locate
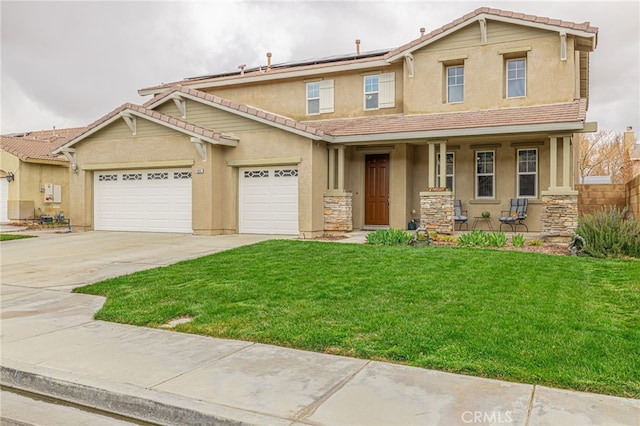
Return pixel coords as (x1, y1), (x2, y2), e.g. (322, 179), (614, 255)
(1, 231), (288, 291)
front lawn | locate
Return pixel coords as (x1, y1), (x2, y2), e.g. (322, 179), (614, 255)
(74, 240), (640, 398)
(0, 234), (36, 241)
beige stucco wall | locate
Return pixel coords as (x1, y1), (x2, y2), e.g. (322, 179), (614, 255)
(67, 115), (324, 236)
(404, 24), (577, 113)
(203, 63), (405, 121)
(0, 150), (69, 220)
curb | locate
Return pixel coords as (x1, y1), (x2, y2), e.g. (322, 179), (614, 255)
(0, 364), (287, 426)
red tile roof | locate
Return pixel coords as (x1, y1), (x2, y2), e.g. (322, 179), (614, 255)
(1, 127), (86, 163)
(1, 136), (68, 163)
(303, 100), (588, 138)
(58, 102), (239, 150)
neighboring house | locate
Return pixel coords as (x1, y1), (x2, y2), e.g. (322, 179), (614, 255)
(54, 7), (598, 237)
(0, 128), (84, 223)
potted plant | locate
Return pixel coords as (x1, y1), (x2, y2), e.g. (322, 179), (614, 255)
(481, 211), (491, 218)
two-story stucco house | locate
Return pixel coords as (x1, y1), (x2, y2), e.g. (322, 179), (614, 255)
(54, 7), (598, 238)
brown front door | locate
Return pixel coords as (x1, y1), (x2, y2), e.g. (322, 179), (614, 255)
(365, 154), (389, 226)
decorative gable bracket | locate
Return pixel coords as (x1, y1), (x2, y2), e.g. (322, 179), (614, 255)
(172, 95), (187, 119)
(479, 18), (487, 43)
(404, 54), (414, 78)
(59, 148), (79, 173)
(191, 137), (207, 161)
(560, 32), (567, 61)
(121, 113), (137, 135)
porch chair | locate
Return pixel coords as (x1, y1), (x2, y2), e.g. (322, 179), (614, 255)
(454, 199), (468, 231)
(499, 198), (528, 232)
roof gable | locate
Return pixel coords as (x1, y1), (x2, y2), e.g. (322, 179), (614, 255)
(386, 7), (597, 61)
(54, 102), (239, 154)
(143, 87), (325, 140)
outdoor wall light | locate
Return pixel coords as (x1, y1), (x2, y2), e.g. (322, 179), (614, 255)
(6, 172), (14, 183)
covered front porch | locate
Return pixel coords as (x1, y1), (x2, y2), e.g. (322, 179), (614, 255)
(322, 133), (581, 242)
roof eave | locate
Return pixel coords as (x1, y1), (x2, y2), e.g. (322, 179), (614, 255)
(324, 121), (588, 144)
(138, 59), (392, 96)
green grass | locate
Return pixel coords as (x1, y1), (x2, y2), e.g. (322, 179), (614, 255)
(74, 240), (640, 398)
(0, 234), (36, 241)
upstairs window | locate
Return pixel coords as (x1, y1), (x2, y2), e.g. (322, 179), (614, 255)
(517, 149), (538, 197)
(446, 66), (464, 103)
(506, 58), (526, 98)
(363, 73), (395, 110)
(437, 152), (455, 191)
(476, 151), (495, 198)
(306, 80), (334, 115)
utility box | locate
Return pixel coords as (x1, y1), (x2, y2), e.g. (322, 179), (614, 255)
(44, 184), (62, 203)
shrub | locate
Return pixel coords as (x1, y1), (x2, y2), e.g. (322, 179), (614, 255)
(486, 231), (508, 247)
(512, 233), (526, 248)
(457, 230), (507, 247)
(439, 235), (458, 243)
(576, 206), (640, 258)
(365, 228), (413, 246)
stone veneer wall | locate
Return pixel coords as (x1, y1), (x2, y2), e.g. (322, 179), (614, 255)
(420, 192), (454, 234)
(541, 193), (578, 241)
(576, 184), (626, 215)
(324, 193), (353, 233)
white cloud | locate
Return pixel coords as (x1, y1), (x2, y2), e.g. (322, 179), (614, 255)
(1, 0), (638, 134)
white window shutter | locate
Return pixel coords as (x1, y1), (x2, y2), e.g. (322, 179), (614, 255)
(379, 72), (395, 108)
(319, 79), (334, 113)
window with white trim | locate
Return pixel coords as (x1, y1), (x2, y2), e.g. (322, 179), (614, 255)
(476, 151), (495, 198)
(364, 73), (395, 110)
(436, 152), (455, 191)
(506, 58), (526, 98)
(446, 66), (464, 103)
(517, 148), (537, 197)
(306, 80), (334, 115)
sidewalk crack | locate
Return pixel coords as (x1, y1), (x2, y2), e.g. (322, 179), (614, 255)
(292, 360), (370, 423)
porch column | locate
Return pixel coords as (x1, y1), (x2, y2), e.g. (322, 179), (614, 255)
(337, 146), (345, 191)
(328, 147), (336, 190)
(439, 141), (447, 188)
(428, 143), (436, 188)
(541, 135), (577, 242)
(549, 136), (558, 189)
(324, 145), (352, 233)
(562, 136), (571, 189)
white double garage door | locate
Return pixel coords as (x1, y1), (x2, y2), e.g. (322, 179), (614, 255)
(94, 167), (298, 234)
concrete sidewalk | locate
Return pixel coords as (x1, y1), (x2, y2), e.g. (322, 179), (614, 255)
(1, 231), (638, 425)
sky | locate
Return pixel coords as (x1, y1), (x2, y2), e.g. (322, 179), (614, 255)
(1, 0), (639, 135)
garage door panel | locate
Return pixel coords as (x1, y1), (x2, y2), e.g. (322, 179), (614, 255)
(239, 167), (298, 235)
(94, 169), (192, 233)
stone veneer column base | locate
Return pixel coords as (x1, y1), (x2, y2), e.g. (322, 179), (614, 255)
(541, 190), (578, 243)
(420, 191), (454, 234)
(324, 192), (353, 234)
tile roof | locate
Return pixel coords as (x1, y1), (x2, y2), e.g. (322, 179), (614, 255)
(302, 100), (588, 138)
(144, 86), (325, 138)
(58, 102), (239, 151)
(1, 135), (69, 163)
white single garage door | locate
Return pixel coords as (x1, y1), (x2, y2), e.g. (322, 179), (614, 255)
(239, 166), (298, 235)
(94, 169), (192, 233)
(0, 177), (9, 223)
